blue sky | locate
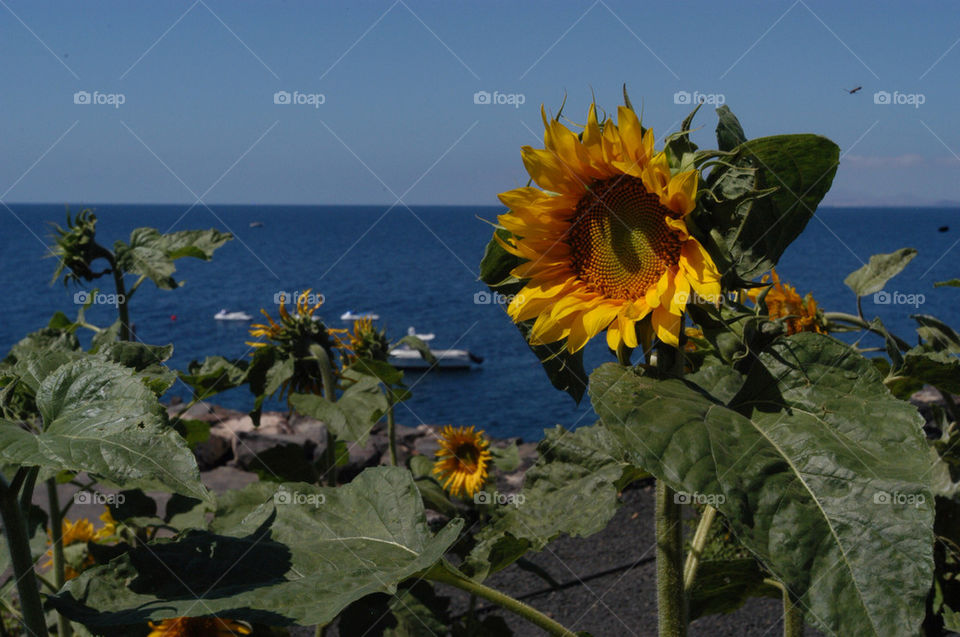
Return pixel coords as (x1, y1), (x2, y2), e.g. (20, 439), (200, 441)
(1, 0), (958, 206)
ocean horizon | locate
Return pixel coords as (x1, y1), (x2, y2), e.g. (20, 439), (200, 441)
(3, 203), (958, 441)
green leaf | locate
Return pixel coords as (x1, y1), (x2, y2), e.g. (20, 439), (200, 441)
(289, 372), (387, 444)
(715, 105), (746, 152)
(489, 443), (520, 473)
(935, 279), (960, 288)
(394, 336), (436, 366)
(97, 341), (176, 395)
(688, 559), (779, 620)
(699, 134), (840, 280)
(0, 357), (210, 502)
(338, 581), (451, 637)
(179, 356), (248, 400)
(591, 333), (934, 637)
(914, 314), (960, 354)
(843, 248), (917, 297)
(48, 467), (463, 628)
(884, 347), (960, 399)
(114, 228), (231, 290)
(479, 229), (588, 403)
(464, 423), (643, 580)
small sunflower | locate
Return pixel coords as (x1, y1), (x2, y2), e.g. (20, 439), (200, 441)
(496, 103), (723, 352)
(44, 508), (116, 580)
(432, 426), (492, 498)
(147, 617), (251, 637)
(345, 317), (391, 363)
(246, 289), (347, 397)
(749, 269), (825, 335)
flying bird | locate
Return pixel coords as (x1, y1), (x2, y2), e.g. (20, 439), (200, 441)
(845, 86), (863, 94)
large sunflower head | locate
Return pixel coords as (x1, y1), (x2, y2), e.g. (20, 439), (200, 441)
(147, 617), (251, 637)
(496, 103), (722, 352)
(44, 508), (117, 580)
(748, 269), (826, 335)
(432, 425), (492, 498)
(246, 289), (347, 396)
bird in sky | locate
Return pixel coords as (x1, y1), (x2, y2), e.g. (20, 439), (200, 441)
(845, 86), (863, 94)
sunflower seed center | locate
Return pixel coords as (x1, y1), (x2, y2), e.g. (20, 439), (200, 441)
(567, 175), (681, 299)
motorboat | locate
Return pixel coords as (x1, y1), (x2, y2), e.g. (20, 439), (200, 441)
(214, 308), (253, 321)
(406, 326), (435, 341)
(389, 342), (482, 370)
(341, 310), (380, 321)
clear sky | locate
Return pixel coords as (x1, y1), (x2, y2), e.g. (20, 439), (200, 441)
(1, 0), (958, 206)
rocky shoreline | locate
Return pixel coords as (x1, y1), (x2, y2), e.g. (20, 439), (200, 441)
(168, 400), (540, 487)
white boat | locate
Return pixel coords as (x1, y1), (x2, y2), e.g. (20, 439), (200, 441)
(389, 345), (482, 369)
(214, 308), (253, 321)
(341, 310), (380, 321)
(406, 326), (435, 341)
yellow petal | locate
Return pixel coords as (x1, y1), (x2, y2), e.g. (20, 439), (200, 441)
(652, 305), (682, 346)
(666, 170), (699, 215)
(521, 147), (584, 195)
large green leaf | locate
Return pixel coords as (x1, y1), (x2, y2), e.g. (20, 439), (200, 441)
(699, 135), (840, 280)
(479, 228), (588, 402)
(464, 423), (643, 580)
(48, 467), (463, 628)
(289, 372), (388, 444)
(114, 228), (231, 290)
(844, 248), (917, 297)
(0, 358), (210, 502)
(591, 333), (934, 637)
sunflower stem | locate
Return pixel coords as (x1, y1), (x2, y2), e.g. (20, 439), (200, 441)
(111, 265), (131, 342)
(425, 563), (578, 637)
(656, 479), (687, 637)
(683, 505), (716, 591)
(616, 342), (632, 366)
(387, 393), (398, 466)
(47, 480), (73, 637)
(782, 585), (804, 637)
(656, 333), (687, 637)
(0, 472), (46, 637)
(314, 347), (339, 486)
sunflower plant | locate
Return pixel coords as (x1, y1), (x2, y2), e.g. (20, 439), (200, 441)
(475, 95), (940, 637)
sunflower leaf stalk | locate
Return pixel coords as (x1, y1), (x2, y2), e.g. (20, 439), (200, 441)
(47, 479), (73, 637)
(0, 472), (46, 637)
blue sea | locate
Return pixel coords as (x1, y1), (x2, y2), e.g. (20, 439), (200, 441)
(1, 204), (957, 441)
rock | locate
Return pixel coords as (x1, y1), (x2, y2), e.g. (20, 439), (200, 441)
(194, 432), (232, 470)
(202, 466), (259, 494)
(331, 433), (389, 482)
(233, 432), (318, 472)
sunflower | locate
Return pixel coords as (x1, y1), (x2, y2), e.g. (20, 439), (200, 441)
(344, 317), (391, 363)
(496, 103), (722, 352)
(432, 426), (492, 498)
(246, 289), (347, 396)
(748, 269), (825, 335)
(44, 508), (116, 580)
(147, 617), (251, 637)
